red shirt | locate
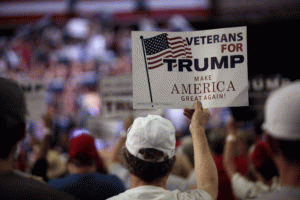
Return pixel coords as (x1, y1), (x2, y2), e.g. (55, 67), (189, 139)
(214, 154), (249, 200)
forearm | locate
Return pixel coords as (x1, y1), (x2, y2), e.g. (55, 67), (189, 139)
(109, 136), (126, 166)
(223, 135), (237, 179)
(192, 127), (218, 200)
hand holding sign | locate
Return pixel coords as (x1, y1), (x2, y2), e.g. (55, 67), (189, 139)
(184, 101), (210, 134)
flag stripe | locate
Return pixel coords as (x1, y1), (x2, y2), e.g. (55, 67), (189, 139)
(143, 34), (193, 70)
(148, 58), (162, 65)
(168, 37), (182, 41)
(147, 50), (172, 60)
(148, 63), (164, 70)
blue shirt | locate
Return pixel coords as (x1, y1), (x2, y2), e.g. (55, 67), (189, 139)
(48, 172), (125, 200)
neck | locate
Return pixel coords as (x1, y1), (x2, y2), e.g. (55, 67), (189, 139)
(130, 174), (168, 189)
(0, 156), (14, 173)
(276, 157), (300, 187)
(68, 163), (97, 174)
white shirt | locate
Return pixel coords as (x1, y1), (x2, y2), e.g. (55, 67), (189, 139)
(107, 185), (212, 200)
(231, 172), (280, 199)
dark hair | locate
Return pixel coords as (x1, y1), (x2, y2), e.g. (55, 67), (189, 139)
(267, 135), (300, 164)
(255, 159), (278, 181)
(123, 148), (175, 183)
(69, 153), (97, 167)
(0, 119), (25, 159)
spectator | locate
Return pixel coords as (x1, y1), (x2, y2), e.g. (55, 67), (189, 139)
(223, 117), (280, 199)
(108, 101), (218, 200)
(0, 77), (75, 200)
(255, 82), (300, 200)
(108, 116), (192, 192)
(49, 132), (125, 200)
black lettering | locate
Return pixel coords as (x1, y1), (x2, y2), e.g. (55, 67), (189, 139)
(164, 59), (176, 71)
(207, 35), (212, 44)
(194, 58), (209, 71)
(220, 34), (228, 42)
(211, 56), (229, 69)
(194, 37), (200, 45)
(230, 55), (244, 68)
(229, 33), (236, 42)
(186, 37), (193, 45)
(200, 36), (206, 44)
(237, 32), (243, 41)
(213, 35), (220, 43)
(179, 59), (193, 72)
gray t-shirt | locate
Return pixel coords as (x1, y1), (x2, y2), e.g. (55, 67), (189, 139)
(254, 186), (300, 200)
(108, 185), (212, 200)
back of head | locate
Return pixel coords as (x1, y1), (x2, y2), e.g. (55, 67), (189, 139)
(0, 78), (26, 159)
(250, 141), (278, 181)
(124, 115), (176, 183)
(69, 131), (99, 167)
(207, 127), (226, 155)
(262, 82), (300, 163)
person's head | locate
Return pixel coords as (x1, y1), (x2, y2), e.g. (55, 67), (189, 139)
(0, 78), (26, 160)
(262, 82), (300, 166)
(68, 131), (99, 168)
(123, 115), (176, 184)
(207, 127), (226, 156)
(249, 140), (278, 181)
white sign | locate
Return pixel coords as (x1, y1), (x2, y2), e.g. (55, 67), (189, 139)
(20, 80), (46, 122)
(100, 74), (163, 119)
(101, 74), (133, 119)
(132, 26), (248, 109)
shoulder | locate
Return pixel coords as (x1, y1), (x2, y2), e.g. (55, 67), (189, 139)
(96, 173), (125, 189)
(96, 173), (124, 183)
(1, 172), (75, 200)
(48, 175), (78, 188)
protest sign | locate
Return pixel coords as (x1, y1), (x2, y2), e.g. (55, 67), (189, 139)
(19, 80), (46, 122)
(100, 74), (163, 119)
(100, 74), (133, 119)
(132, 26), (248, 109)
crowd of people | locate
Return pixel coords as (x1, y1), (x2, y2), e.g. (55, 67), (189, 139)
(0, 14), (300, 200)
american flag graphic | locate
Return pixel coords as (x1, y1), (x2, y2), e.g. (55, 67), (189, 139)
(142, 33), (193, 70)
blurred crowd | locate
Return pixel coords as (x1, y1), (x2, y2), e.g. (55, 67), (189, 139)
(0, 14), (292, 200)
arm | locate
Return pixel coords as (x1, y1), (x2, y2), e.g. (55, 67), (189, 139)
(184, 101), (218, 200)
(109, 115), (134, 166)
(109, 136), (126, 165)
(223, 117), (239, 180)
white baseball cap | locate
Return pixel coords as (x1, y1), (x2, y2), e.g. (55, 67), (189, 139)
(125, 115), (176, 162)
(262, 82), (300, 140)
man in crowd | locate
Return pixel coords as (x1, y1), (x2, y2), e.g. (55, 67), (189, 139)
(0, 77), (75, 200)
(108, 116), (192, 192)
(49, 131), (125, 200)
(255, 82), (300, 199)
(108, 101), (218, 200)
(223, 117), (279, 199)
